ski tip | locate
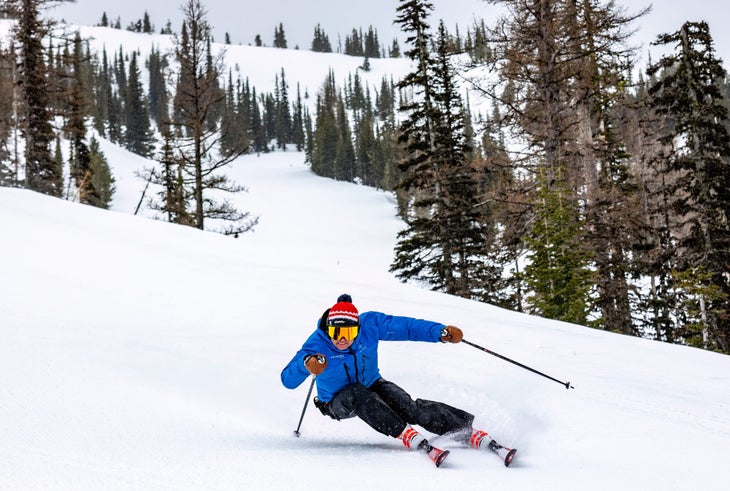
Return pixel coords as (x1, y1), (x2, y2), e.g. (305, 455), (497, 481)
(425, 444), (450, 467)
(504, 448), (517, 467)
(435, 449), (450, 468)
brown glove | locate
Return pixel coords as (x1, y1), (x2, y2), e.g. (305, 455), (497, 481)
(440, 325), (463, 343)
(304, 354), (328, 375)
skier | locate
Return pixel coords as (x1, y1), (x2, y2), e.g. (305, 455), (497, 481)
(281, 294), (516, 466)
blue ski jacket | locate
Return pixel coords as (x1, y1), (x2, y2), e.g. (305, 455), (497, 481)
(281, 311), (445, 402)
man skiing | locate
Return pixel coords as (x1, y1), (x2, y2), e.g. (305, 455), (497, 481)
(281, 294), (516, 467)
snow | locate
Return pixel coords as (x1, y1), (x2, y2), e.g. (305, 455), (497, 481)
(68, 24), (413, 115)
(2, 147), (730, 490)
(2, 16), (730, 491)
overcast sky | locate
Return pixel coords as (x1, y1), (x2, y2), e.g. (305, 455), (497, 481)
(49, 0), (730, 66)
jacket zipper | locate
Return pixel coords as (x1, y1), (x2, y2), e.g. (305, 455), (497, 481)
(348, 348), (360, 383)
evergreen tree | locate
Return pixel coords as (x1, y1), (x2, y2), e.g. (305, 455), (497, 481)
(147, 46), (169, 129)
(160, 20), (173, 35)
(11, 0), (65, 196)
(523, 170), (592, 324)
(647, 21), (730, 352)
(630, 77), (682, 343)
(344, 28), (365, 56)
(147, 130), (192, 225)
(249, 87), (267, 152)
(0, 44), (15, 186)
(168, 0), (257, 234)
(63, 32), (91, 202)
(261, 92), (277, 144)
(124, 51), (154, 156)
(334, 94), (355, 180)
(86, 136), (116, 208)
(364, 26), (381, 58)
(389, 38), (401, 58)
(390, 5), (490, 299)
(275, 68), (292, 149)
(219, 72), (250, 157)
(291, 83), (306, 151)
(311, 72), (339, 177)
(142, 11), (152, 34)
(273, 23), (287, 48)
(354, 100), (377, 186)
(104, 49), (122, 142)
(311, 24), (332, 53)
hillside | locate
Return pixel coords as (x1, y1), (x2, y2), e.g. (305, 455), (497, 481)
(1, 147), (729, 490)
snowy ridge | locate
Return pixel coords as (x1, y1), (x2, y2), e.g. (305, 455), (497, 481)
(1, 147), (729, 490)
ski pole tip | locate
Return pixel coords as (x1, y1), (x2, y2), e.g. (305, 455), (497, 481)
(565, 382), (574, 389)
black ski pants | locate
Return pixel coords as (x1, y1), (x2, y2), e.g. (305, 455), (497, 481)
(324, 378), (474, 438)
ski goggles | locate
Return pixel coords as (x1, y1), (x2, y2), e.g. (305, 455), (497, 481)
(328, 325), (359, 341)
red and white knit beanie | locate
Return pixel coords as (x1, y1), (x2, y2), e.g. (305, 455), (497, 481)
(327, 301), (359, 327)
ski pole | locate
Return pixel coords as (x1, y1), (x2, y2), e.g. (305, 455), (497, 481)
(294, 376), (316, 437)
(462, 339), (574, 389)
(293, 355), (326, 437)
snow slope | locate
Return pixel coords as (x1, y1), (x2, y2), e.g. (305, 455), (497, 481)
(71, 23), (413, 115)
(2, 147), (730, 491)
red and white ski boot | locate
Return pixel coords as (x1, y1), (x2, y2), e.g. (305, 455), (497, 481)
(470, 429), (517, 467)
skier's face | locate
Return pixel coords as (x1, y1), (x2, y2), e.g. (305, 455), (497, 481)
(331, 336), (355, 351)
(327, 324), (358, 350)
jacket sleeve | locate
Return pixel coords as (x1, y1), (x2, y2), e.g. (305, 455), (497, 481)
(281, 349), (311, 389)
(281, 329), (323, 389)
(363, 311), (444, 343)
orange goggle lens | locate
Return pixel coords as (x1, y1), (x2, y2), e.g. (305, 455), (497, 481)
(328, 325), (359, 341)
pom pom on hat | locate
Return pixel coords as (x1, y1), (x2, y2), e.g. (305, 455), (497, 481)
(328, 301), (359, 327)
(337, 293), (353, 303)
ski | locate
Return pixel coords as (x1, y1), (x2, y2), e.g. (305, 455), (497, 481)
(422, 442), (450, 467)
(486, 439), (517, 467)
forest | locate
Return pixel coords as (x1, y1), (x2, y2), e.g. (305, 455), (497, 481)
(1, 0), (728, 353)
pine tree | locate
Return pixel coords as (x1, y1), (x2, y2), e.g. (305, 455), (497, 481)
(12, 0), (65, 196)
(124, 51), (154, 156)
(142, 11), (152, 34)
(391, 5), (490, 299)
(364, 26), (381, 58)
(311, 24), (332, 53)
(0, 44), (15, 186)
(147, 46), (169, 129)
(168, 0), (257, 234)
(647, 21), (730, 352)
(291, 83), (306, 151)
(311, 71), (339, 177)
(275, 68), (292, 149)
(86, 136), (115, 208)
(148, 130), (192, 225)
(523, 169), (592, 324)
(63, 32), (91, 201)
(334, 95), (355, 180)
(273, 23), (287, 48)
(249, 86), (267, 153)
